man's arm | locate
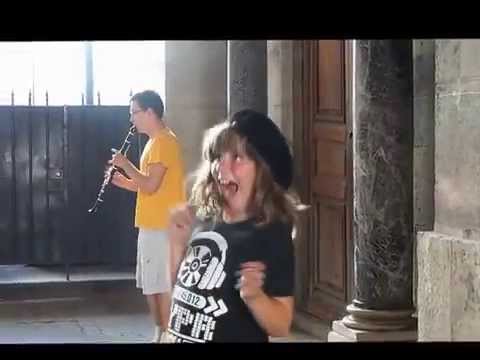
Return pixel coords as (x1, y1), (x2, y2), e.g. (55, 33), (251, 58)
(121, 161), (166, 194)
(110, 152), (166, 195)
(111, 172), (139, 192)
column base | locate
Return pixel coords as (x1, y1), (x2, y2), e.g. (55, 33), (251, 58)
(328, 320), (417, 342)
(342, 304), (416, 331)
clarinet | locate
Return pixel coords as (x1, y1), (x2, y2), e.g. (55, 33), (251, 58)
(88, 125), (137, 214)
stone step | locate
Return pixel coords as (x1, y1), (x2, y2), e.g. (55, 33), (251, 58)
(292, 310), (331, 341)
(0, 264), (145, 318)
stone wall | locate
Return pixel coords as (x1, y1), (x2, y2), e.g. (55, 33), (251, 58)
(418, 39), (480, 341)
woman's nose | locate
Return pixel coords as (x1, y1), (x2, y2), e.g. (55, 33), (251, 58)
(217, 154), (233, 177)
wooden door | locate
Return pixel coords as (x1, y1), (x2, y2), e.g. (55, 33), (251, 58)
(295, 40), (353, 322)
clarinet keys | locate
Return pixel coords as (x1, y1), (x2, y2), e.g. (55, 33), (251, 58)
(88, 125), (137, 214)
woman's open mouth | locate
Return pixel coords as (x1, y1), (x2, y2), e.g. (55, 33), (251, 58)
(219, 179), (239, 195)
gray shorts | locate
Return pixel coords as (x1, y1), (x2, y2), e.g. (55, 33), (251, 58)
(136, 228), (170, 295)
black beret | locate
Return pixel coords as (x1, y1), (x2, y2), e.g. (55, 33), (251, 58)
(230, 109), (293, 190)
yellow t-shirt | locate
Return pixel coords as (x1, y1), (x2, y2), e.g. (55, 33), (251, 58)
(134, 128), (186, 229)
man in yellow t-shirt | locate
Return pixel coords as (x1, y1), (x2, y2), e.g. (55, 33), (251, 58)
(109, 90), (186, 343)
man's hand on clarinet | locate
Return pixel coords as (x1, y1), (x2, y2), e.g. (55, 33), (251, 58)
(108, 148), (130, 169)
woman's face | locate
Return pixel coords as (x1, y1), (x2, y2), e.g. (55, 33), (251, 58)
(212, 142), (257, 223)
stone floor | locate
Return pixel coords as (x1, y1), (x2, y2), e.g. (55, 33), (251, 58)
(0, 265), (323, 344)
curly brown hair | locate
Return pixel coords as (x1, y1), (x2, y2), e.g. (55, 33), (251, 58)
(189, 120), (304, 228)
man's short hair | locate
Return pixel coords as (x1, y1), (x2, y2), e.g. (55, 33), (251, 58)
(131, 90), (164, 119)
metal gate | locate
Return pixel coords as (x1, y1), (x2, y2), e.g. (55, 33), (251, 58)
(0, 104), (144, 268)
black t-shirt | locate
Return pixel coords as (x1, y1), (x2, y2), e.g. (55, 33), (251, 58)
(166, 219), (295, 343)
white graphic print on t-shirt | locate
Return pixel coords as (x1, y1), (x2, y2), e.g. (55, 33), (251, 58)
(168, 231), (229, 343)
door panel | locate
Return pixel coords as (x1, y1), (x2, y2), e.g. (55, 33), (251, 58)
(0, 105), (139, 268)
(300, 40), (352, 322)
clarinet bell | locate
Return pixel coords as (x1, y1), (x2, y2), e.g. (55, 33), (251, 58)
(88, 198), (102, 214)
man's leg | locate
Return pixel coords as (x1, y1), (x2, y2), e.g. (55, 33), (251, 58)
(146, 294), (162, 342)
(146, 292), (171, 341)
(139, 229), (171, 342)
(159, 292), (172, 330)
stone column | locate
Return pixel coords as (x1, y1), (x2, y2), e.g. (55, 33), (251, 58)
(267, 40), (294, 143)
(165, 41), (227, 180)
(228, 41), (267, 115)
(329, 40), (417, 342)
